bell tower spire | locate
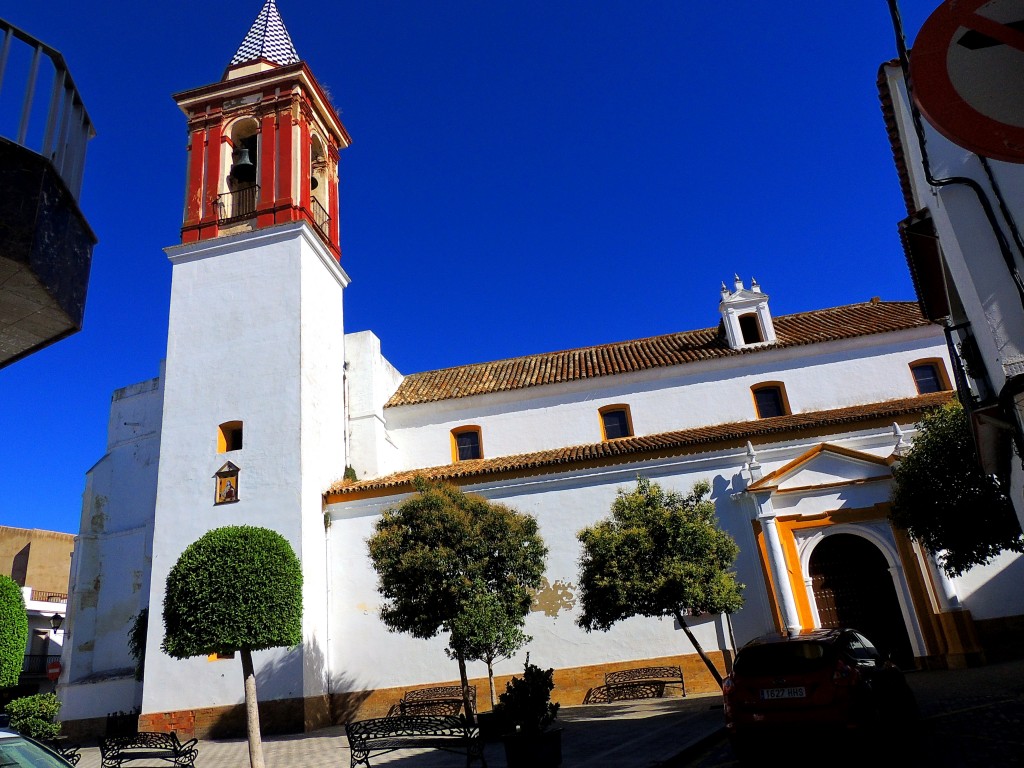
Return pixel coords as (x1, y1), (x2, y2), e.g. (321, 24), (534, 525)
(145, 1), (350, 731)
(171, 0), (351, 260)
(229, 0), (299, 70)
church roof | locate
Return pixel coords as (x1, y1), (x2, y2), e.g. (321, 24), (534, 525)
(327, 391), (954, 498)
(230, 0), (300, 67)
(386, 300), (931, 408)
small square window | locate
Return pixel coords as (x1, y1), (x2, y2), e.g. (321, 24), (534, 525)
(219, 421), (243, 452)
(912, 363), (943, 394)
(754, 387), (785, 418)
(601, 408), (632, 440)
(455, 430), (481, 461)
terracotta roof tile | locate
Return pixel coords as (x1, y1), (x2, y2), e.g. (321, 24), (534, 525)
(326, 391), (953, 499)
(385, 301), (930, 408)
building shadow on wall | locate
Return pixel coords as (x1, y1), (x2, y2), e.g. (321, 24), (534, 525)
(199, 637), (367, 738)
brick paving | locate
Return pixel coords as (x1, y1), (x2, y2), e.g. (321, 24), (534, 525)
(61, 658), (1024, 767)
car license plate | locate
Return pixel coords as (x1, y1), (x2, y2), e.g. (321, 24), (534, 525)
(760, 686), (806, 700)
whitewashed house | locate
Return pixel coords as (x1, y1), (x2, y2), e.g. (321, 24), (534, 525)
(879, 54), (1024, 534)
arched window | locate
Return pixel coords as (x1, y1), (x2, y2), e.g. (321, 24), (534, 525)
(451, 426), (483, 462)
(909, 358), (951, 394)
(751, 382), (790, 419)
(224, 118), (259, 219)
(599, 404), (634, 440)
(309, 134), (330, 238)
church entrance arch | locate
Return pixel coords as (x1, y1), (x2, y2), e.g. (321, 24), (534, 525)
(809, 532), (914, 668)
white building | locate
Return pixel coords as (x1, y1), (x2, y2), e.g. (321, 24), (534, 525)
(58, 0), (1024, 739)
(879, 37), (1024, 533)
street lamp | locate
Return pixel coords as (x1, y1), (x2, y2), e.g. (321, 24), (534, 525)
(49, 613), (64, 631)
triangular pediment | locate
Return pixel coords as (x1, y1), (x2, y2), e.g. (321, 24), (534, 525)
(748, 443), (891, 493)
(721, 288), (765, 304)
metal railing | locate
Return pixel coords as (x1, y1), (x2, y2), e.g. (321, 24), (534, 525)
(945, 321), (993, 407)
(30, 590), (67, 603)
(21, 654), (60, 675)
(0, 18), (95, 198)
(310, 196), (330, 240)
(215, 184), (260, 223)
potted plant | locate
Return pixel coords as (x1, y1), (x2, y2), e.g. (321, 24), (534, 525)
(493, 655), (562, 768)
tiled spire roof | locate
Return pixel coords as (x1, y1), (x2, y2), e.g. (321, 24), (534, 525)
(230, 0), (300, 67)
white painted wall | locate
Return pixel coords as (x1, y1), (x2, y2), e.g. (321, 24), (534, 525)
(61, 373), (163, 721)
(140, 222), (347, 716)
(327, 419), (1024, 694)
(344, 331), (404, 480)
(883, 63), (1024, 531)
(380, 327), (950, 474)
(325, 426), (888, 691)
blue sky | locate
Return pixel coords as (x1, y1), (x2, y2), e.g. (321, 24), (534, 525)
(1, 1), (940, 535)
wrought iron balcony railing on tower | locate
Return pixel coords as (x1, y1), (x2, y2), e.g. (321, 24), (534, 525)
(212, 185), (332, 246)
(310, 196), (330, 240)
(216, 185), (260, 224)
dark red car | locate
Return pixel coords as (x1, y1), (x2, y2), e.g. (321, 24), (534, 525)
(722, 627), (917, 754)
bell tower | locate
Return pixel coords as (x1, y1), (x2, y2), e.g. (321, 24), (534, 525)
(141, 0), (350, 732)
(172, 0), (350, 259)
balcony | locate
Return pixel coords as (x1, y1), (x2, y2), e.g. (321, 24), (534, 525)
(215, 184), (259, 224)
(0, 18), (96, 369)
(309, 196), (330, 241)
(945, 322), (993, 408)
(30, 590), (67, 603)
(21, 653), (60, 677)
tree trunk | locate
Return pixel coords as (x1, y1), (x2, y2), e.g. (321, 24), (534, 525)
(240, 648), (266, 768)
(457, 651), (476, 724)
(674, 611), (724, 686)
(486, 658), (497, 708)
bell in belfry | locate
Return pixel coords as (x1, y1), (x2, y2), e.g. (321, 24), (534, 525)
(230, 147), (257, 183)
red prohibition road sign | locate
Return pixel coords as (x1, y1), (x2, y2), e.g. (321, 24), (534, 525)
(910, 0), (1024, 163)
(46, 660), (61, 682)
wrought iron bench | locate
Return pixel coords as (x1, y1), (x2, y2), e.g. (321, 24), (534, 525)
(345, 715), (486, 768)
(393, 684), (477, 716)
(604, 665), (685, 701)
(43, 738), (82, 765)
(99, 731), (198, 768)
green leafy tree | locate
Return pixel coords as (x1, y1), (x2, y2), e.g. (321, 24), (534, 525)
(447, 582), (532, 707)
(368, 477), (548, 721)
(576, 476), (744, 686)
(163, 526), (302, 768)
(128, 608), (148, 681)
(0, 575), (28, 687)
(890, 402), (1024, 576)
(5, 693), (61, 741)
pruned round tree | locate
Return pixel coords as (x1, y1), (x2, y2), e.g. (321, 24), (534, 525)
(368, 477), (547, 720)
(163, 526), (302, 768)
(576, 476), (744, 685)
(0, 575), (28, 687)
(891, 402), (1024, 577)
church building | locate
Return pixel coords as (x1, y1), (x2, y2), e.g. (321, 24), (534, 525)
(57, 1), (1024, 739)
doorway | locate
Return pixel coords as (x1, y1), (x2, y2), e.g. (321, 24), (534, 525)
(809, 533), (914, 667)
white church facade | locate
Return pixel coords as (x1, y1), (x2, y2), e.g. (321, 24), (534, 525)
(57, 1), (1024, 739)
